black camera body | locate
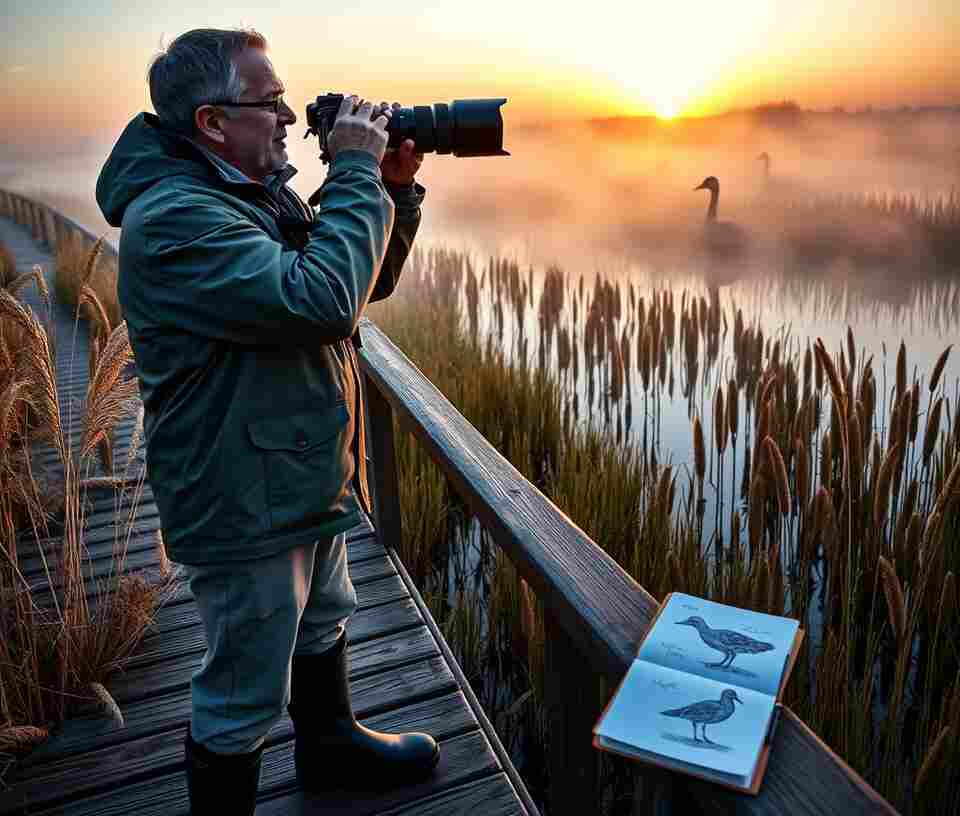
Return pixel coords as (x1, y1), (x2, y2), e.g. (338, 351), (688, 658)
(304, 94), (509, 163)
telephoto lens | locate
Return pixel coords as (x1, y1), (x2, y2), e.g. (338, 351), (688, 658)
(305, 95), (509, 160)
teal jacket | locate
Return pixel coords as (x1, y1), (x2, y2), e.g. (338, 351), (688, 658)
(96, 113), (422, 565)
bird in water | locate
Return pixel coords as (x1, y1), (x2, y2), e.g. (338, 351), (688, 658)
(694, 176), (749, 258)
(676, 616), (775, 669)
(661, 688), (743, 743)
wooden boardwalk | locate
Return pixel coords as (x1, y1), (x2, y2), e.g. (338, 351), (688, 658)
(0, 215), (538, 815)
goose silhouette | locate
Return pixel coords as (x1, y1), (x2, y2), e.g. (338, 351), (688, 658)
(677, 616), (774, 668)
(694, 176), (749, 259)
(661, 688), (743, 743)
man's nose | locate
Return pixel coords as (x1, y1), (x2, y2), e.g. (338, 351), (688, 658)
(279, 99), (297, 125)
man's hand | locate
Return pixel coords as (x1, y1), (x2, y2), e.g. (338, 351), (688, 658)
(327, 96), (390, 164)
(378, 102), (424, 186)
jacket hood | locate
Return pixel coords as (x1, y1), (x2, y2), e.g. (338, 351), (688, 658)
(96, 112), (271, 227)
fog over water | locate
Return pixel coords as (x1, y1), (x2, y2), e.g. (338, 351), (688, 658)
(2, 108), (959, 482)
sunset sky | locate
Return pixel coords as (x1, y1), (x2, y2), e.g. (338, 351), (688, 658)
(1, 1), (958, 151)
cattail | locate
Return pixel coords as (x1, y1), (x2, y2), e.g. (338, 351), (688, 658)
(820, 430), (833, 488)
(874, 442), (901, 531)
(714, 385), (727, 454)
(896, 340), (907, 402)
(727, 378), (739, 438)
(878, 555), (906, 645)
(846, 326), (856, 375)
(763, 436), (791, 516)
(814, 339), (846, 418)
(693, 417), (706, 482)
(929, 344), (952, 394)
(915, 726), (951, 797)
(922, 396), (944, 465)
(731, 510), (742, 552)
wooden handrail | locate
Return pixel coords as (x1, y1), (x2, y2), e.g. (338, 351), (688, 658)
(357, 318), (896, 815)
(0, 189), (896, 814)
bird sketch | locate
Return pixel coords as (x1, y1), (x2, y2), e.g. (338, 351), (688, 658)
(661, 688), (743, 745)
(676, 616), (774, 669)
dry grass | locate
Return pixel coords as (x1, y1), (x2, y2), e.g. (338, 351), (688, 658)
(0, 219), (174, 772)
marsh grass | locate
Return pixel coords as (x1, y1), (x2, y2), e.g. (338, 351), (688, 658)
(370, 246), (960, 814)
(54, 231), (122, 330)
(0, 237), (174, 778)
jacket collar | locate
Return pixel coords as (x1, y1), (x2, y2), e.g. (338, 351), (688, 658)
(143, 113), (299, 194)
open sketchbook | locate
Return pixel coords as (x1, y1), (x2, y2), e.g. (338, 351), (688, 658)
(593, 592), (804, 794)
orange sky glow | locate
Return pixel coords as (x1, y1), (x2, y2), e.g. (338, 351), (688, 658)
(1, 1), (957, 151)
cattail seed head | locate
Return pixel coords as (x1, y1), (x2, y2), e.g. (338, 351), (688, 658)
(693, 417), (706, 482)
(878, 555), (906, 645)
(763, 436), (791, 516)
(923, 396), (944, 465)
(896, 340), (907, 402)
(874, 442), (901, 531)
(714, 385), (727, 454)
(929, 344), (952, 394)
(727, 378), (739, 438)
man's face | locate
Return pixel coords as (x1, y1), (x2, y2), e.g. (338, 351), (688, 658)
(216, 47), (296, 182)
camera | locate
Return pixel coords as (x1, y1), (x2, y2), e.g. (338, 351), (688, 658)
(304, 94), (509, 163)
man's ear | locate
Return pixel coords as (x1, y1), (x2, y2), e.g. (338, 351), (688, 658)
(195, 105), (228, 144)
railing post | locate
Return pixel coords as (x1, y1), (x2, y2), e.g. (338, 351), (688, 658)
(363, 371), (404, 556)
(544, 613), (606, 815)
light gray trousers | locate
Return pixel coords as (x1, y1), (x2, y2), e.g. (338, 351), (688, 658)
(185, 532), (358, 754)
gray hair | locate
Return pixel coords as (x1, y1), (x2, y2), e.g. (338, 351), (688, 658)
(148, 28), (267, 134)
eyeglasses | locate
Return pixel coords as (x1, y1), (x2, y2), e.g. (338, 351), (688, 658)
(212, 95), (286, 115)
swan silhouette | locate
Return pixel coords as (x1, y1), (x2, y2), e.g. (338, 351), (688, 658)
(694, 176), (748, 258)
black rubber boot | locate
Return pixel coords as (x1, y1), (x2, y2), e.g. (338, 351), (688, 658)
(184, 727), (263, 815)
(287, 633), (440, 791)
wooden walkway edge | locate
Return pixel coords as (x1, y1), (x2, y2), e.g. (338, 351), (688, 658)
(0, 208), (538, 815)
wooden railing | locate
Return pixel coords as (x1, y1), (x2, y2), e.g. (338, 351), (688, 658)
(1, 189), (898, 815)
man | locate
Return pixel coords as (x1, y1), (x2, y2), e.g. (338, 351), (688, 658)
(95, 28), (439, 815)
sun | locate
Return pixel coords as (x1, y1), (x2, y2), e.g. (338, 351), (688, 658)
(653, 97), (680, 120)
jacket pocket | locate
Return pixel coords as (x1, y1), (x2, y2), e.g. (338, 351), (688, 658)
(247, 402), (353, 532)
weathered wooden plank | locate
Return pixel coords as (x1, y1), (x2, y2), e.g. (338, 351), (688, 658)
(30, 550), (395, 613)
(19, 519), (381, 580)
(22, 729), (497, 816)
(386, 548), (541, 816)
(254, 730), (501, 816)
(544, 614), (603, 815)
(377, 773), (528, 816)
(109, 606), (433, 706)
(15, 654), (458, 775)
(3, 690), (477, 814)
(359, 319), (891, 815)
